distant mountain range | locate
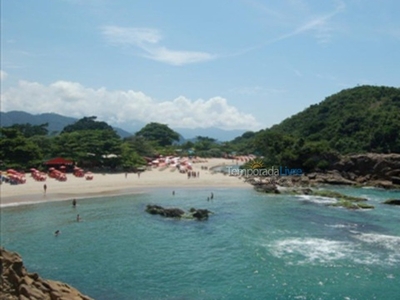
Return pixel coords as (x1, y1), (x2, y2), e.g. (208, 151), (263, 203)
(0, 111), (247, 142)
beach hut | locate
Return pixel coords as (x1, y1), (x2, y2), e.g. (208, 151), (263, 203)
(44, 157), (74, 167)
(44, 157), (74, 173)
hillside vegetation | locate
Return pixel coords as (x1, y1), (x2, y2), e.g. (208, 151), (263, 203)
(268, 85), (400, 154)
(229, 85), (400, 172)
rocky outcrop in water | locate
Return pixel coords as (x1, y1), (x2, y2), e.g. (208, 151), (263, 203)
(245, 154), (400, 190)
(382, 199), (400, 205)
(0, 247), (93, 300)
(247, 178), (374, 209)
(146, 205), (212, 220)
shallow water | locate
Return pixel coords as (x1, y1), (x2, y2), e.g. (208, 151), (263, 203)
(1, 186), (400, 299)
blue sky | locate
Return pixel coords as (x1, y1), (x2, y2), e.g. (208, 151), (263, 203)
(1, 0), (399, 131)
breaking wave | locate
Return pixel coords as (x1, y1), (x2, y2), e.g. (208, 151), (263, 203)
(267, 233), (400, 266)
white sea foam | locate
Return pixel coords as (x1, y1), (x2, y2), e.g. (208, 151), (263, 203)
(0, 200), (48, 208)
(325, 223), (358, 229)
(268, 233), (400, 266)
(268, 238), (354, 264)
(296, 195), (338, 204)
(351, 232), (400, 265)
(353, 233), (400, 251)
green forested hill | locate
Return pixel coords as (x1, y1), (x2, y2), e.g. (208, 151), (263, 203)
(268, 85), (400, 154)
(231, 86), (400, 172)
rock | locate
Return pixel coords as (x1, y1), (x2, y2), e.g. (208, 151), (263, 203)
(146, 205), (212, 221)
(392, 176), (400, 185)
(305, 171), (355, 186)
(372, 180), (393, 189)
(0, 248), (93, 300)
(19, 283), (46, 299)
(299, 188), (313, 195)
(145, 205), (184, 218)
(307, 173), (317, 180)
(255, 185), (280, 193)
(383, 199), (400, 205)
(191, 209), (211, 220)
(333, 153), (400, 182)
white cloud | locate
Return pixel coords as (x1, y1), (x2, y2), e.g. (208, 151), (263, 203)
(101, 26), (216, 66)
(1, 80), (260, 130)
(0, 70), (8, 81)
(274, 2), (345, 44)
(102, 26), (161, 45)
(250, 0), (345, 45)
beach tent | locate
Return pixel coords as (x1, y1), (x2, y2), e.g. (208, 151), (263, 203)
(44, 157), (74, 166)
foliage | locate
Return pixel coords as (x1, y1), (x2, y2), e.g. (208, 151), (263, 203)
(7, 123), (49, 137)
(193, 136), (217, 151)
(120, 142), (147, 169)
(225, 131), (257, 155)
(52, 129), (122, 167)
(233, 85), (400, 173)
(0, 128), (43, 169)
(123, 135), (156, 157)
(267, 85), (400, 154)
(135, 122), (180, 147)
(61, 116), (115, 133)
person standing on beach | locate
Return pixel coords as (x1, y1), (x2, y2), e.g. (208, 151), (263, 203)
(43, 184), (47, 194)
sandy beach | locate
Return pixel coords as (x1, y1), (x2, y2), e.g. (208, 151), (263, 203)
(0, 158), (250, 207)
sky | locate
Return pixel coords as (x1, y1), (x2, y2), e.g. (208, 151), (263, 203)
(1, 0), (399, 132)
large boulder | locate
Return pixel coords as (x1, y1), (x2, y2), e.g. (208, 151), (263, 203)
(333, 153), (400, 181)
(392, 176), (400, 185)
(189, 208), (212, 220)
(383, 199), (400, 205)
(0, 248), (93, 300)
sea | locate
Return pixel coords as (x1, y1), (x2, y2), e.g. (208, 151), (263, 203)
(1, 186), (400, 300)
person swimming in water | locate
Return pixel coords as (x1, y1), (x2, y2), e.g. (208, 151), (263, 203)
(55, 230), (60, 236)
(72, 199), (77, 207)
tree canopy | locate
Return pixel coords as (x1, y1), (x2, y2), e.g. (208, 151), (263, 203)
(61, 116), (115, 134)
(267, 85), (400, 154)
(135, 122), (180, 147)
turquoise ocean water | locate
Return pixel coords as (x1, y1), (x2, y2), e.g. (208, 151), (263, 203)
(1, 186), (400, 299)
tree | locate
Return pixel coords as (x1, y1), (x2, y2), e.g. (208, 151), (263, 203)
(120, 142), (146, 169)
(194, 136), (217, 151)
(124, 135), (156, 157)
(135, 122), (180, 147)
(0, 128), (43, 169)
(7, 123), (49, 137)
(52, 130), (122, 167)
(61, 116), (115, 133)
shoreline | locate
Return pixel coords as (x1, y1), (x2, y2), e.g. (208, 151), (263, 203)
(0, 158), (250, 208)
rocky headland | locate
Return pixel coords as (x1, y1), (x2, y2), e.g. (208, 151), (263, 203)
(246, 153), (400, 189)
(245, 154), (400, 209)
(0, 247), (93, 300)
